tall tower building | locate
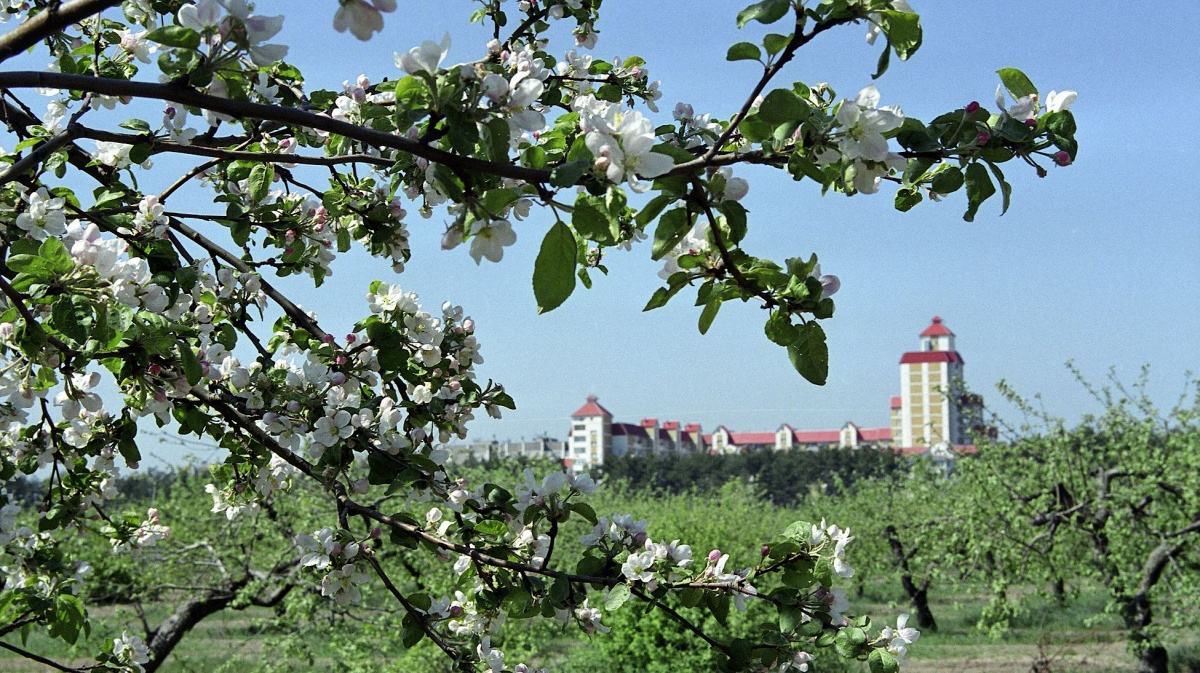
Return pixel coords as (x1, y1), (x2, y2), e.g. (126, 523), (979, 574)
(568, 395), (612, 470)
(898, 317), (965, 448)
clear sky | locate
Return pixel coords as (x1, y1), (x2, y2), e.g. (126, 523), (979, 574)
(21, 1), (1200, 461)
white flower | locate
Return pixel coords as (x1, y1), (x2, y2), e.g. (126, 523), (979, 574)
(1045, 89), (1077, 113)
(321, 563), (369, 606)
(880, 613), (921, 661)
(836, 85), (904, 162)
(113, 631), (150, 672)
(296, 527), (336, 569)
(621, 549), (656, 583)
(177, 0), (221, 31)
(477, 636), (505, 673)
(468, 219), (516, 264)
(575, 598), (610, 634)
(334, 0), (396, 41)
(995, 84), (1036, 121)
(15, 187), (66, 240)
(585, 109), (675, 192)
(865, 0), (914, 45)
(396, 34), (451, 75)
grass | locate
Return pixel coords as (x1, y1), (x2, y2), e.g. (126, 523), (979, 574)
(0, 584), (1195, 672)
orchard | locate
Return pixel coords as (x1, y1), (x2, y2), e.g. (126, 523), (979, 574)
(0, 1), (1084, 672)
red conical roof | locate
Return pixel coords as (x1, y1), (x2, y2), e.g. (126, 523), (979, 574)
(570, 395), (612, 418)
(919, 316), (954, 337)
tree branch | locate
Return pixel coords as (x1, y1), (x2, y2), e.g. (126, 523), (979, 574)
(0, 0), (123, 64)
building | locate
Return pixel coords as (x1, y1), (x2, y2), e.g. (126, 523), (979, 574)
(898, 316), (967, 448)
(562, 316), (981, 471)
(449, 436), (565, 464)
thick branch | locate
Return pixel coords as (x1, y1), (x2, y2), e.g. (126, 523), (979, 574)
(0, 71), (548, 183)
(0, 0), (122, 64)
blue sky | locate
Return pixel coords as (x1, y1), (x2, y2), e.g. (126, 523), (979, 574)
(13, 2), (1199, 461)
(264, 1), (1200, 444)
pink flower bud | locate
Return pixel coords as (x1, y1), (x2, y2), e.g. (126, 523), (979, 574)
(1053, 150), (1072, 166)
(147, 364), (162, 375)
(449, 605), (464, 618)
(370, 527), (382, 539)
(632, 532), (648, 547)
(965, 101), (980, 114)
(331, 542), (342, 556)
(462, 319), (475, 332)
(708, 549), (722, 563)
(1024, 118), (1037, 127)
(345, 334), (357, 344)
(323, 334), (336, 344)
(761, 544), (770, 557)
(975, 132), (990, 145)
(336, 355), (347, 365)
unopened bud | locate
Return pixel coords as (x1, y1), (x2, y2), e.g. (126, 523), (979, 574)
(1024, 118), (1037, 127)
(761, 544), (770, 557)
(371, 527), (382, 539)
(708, 549), (722, 563)
(965, 101), (980, 114)
(975, 132), (990, 145)
(323, 334), (336, 344)
(1052, 150), (1072, 167)
(345, 334), (357, 344)
(449, 605), (464, 618)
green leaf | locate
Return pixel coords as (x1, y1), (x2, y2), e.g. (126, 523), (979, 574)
(787, 153), (826, 183)
(986, 161), (1011, 216)
(635, 194), (676, 227)
(764, 310), (797, 346)
(604, 584), (631, 611)
(871, 37), (892, 80)
(996, 67), (1038, 100)
(50, 296), (91, 344)
(550, 159), (589, 187)
(963, 162), (995, 222)
(931, 166), (964, 194)
(778, 605), (805, 633)
(718, 201), (747, 243)
(902, 157), (935, 186)
(145, 25), (201, 50)
(247, 164), (273, 204)
(39, 236), (74, 275)
(869, 648), (900, 673)
(736, 0), (791, 29)
(178, 341), (202, 386)
(474, 519), (508, 537)
(651, 208), (691, 261)
(572, 195), (618, 245)
(879, 11), (922, 60)
(787, 322), (828, 385)
(894, 187), (921, 212)
(571, 502), (598, 525)
(758, 89), (808, 125)
(698, 298), (721, 335)
(726, 42), (762, 62)
(532, 221), (578, 314)
(763, 33), (792, 55)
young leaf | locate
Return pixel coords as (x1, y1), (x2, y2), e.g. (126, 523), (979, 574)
(963, 162), (996, 222)
(698, 298), (721, 335)
(145, 25), (201, 50)
(879, 11), (922, 60)
(758, 89), (808, 125)
(996, 67), (1038, 100)
(726, 42), (762, 62)
(787, 322), (828, 385)
(532, 221), (578, 314)
(736, 0), (791, 28)
(604, 583), (631, 611)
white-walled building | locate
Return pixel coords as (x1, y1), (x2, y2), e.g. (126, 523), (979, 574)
(898, 316), (968, 449)
(559, 316), (983, 471)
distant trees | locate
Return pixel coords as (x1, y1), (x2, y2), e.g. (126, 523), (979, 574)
(956, 372), (1200, 673)
(599, 447), (905, 504)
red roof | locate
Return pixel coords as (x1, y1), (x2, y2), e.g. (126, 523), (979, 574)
(729, 431), (777, 445)
(611, 423), (645, 438)
(890, 396), (902, 409)
(793, 430), (840, 444)
(662, 421), (679, 430)
(920, 316), (954, 337)
(571, 395), (612, 418)
(859, 428), (893, 441)
(900, 351), (963, 364)
(684, 423), (701, 433)
(640, 418), (658, 428)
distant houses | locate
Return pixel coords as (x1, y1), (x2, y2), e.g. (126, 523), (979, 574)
(450, 317), (986, 470)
